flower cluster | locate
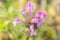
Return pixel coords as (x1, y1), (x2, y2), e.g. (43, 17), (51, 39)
(13, 1), (46, 36)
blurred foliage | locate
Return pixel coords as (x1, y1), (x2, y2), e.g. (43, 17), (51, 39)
(0, 0), (57, 40)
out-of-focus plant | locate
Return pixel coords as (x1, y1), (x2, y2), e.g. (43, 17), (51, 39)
(0, 0), (57, 40)
(13, 1), (46, 40)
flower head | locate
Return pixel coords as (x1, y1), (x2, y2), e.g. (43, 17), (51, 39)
(37, 20), (44, 28)
(13, 18), (25, 26)
(27, 1), (35, 17)
(13, 1), (46, 36)
(36, 11), (46, 18)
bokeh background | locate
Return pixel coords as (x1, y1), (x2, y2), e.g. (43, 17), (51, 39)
(0, 0), (60, 40)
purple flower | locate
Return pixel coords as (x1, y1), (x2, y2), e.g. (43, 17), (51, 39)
(14, 18), (21, 22)
(30, 24), (34, 32)
(13, 18), (25, 26)
(27, 2), (35, 17)
(30, 24), (37, 36)
(31, 18), (38, 23)
(13, 18), (20, 26)
(13, 1), (46, 36)
(19, 7), (28, 19)
(37, 20), (44, 28)
(36, 11), (46, 18)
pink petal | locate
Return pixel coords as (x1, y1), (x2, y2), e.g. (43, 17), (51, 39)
(27, 1), (35, 17)
(30, 24), (34, 32)
(37, 20), (44, 28)
(36, 11), (42, 17)
(13, 18), (21, 22)
(31, 18), (38, 23)
(13, 18), (25, 26)
(36, 11), (46, 18)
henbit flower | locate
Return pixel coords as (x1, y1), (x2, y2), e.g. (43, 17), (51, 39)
(13, 1), (46, 36)
(14, 18), (21, 22)
(30, 24), (37, 36)
(30, 24), (34, 32)
(40, 13), (46, 19)
(13, 18), (25, 26)
(37, 20), (44, 28)
(36, 11), (46, 19)
(19, 7), (28, 19)
(31, 18), (38, 23)
(27, 2), (35, 17)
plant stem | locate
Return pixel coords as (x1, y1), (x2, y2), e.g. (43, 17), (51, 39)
(26, 36), (29, 40)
